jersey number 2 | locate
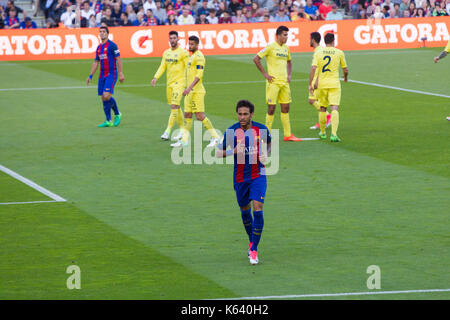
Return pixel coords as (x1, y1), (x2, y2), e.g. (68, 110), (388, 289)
(322, 56), (331, 73)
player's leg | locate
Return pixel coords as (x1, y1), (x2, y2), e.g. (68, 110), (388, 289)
(108, 75), (121, 127)
(265, 82), (279, 132)
(248, 175), (267, 265)
(309, 90), (330, 130)
(193, 93), (220, 147)
(329, 88), (341, 142)
(235, 182), (253, 256)
(99, 90), (114, 127)
(162, 86), (178, 140)
(97, 77), (112, 127)
(318, 89), (329, 139)
(280, 83), (301, 141)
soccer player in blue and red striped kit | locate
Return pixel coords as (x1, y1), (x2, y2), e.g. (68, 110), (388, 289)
(216, 100), (271, 265)
(86, 26), (125, 127)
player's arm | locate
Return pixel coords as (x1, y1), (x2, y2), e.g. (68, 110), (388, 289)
(341, 52), (348, 82)
(116, 56), (125, 83)
(434, 50), (448, 63)
(183, 58), (204, 96)
(152, 55), (167, 86)
(86, 60), (99, 85)
(309, 52), (319, 94)
(287, 60), (292, 83)
(253, 49), (274, 82)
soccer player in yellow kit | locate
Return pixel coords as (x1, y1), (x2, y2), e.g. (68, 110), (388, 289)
(434, 39), (450, 121)
(151, 31), (189, 141)
(308, 32), (331, 131)
(310, 33), (348, 142)
(253, 25), (302, 142)
(171, 35), (220, 148)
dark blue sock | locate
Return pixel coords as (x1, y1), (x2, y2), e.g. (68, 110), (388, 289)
(250, 211), (264, 252)
(109, 97), (119, 115)
(102, 100), (112, 121)
(240, 208), (253, 242)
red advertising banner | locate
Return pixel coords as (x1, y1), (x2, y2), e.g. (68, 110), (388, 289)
(0, 17), (448, 61)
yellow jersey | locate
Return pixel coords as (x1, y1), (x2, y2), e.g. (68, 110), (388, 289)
(187, 50), (206, 93)
(311, 45), (323, 84)
(154, 46), (189, 86)
(445, 40), (450, 53)
(312, 46), (347, 89)
(257, 41), (291, 83)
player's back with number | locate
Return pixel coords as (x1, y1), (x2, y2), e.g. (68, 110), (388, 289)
(313, 47), (347, 89)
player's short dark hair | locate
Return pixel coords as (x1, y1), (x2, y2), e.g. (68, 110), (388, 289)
(169, 30), (178, 37)
(189, 35), (200, 44)
(276, 25), (289, 35)
(236, 100), (255, 114)
(100, 26), (109, 34)
(310, 32), (321, 44)
(324, 33), (334, 44)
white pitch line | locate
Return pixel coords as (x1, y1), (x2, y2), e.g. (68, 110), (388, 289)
(347, 79), (450, 99)
(216, 288), (450, 300)
(0, 200), (59, 205)
(0, 164), (66, 202)
(0, 79), (308, 92)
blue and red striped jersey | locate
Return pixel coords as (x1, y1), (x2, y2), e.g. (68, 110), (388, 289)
(95, 40), (120, 78)
(220, 121), (272, 183)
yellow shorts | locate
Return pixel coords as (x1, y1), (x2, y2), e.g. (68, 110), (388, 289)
(266, 81), (291, 105)
(184, 91), (205, 113)
(318, 88), (341, 107)
(308, 89), (319, 101)
(167, 84), (184, 106)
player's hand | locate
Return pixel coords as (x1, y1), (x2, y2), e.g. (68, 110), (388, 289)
(434, 57), (439, 63)
(86, 77), (91, 85)
(151, 78), (157, 87)
(308, 85), (314, 95)
(287, 75), (291, 83)
(183, 87), (192, 96)
(119, 72), (125, 83)
(259, 152), (268, 164)
(344, 76), (348, 82)
(264, 73), (275, 83)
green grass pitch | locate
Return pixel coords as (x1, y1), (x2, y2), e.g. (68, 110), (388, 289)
(0, 47), (449, 299)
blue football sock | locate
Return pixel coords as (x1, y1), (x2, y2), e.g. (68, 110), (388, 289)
(250, 211), (264, 252)
(109, 97), (119, 115)
(240, 208), (253, 243)
(102, 100), (112, 121)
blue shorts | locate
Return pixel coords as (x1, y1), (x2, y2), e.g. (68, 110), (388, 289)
(234, 175), (267, 207)
(98, 74), (118, 96)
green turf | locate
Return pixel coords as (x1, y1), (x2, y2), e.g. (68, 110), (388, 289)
(0, 47), (449, 299)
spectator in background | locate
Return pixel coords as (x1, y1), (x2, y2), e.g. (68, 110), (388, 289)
(197, 0), (209, 16)
(120, 11), (133, 25)
(232, 7), (247, 22)
(174, 0), (184, 12)
(219, 10), (232, 22)
(216, 1), (228, 17)
(434, 1), (449, 15)
(146, 8), (158, 24)
(304, 0), (319, 19)
(0, 7), (5, 29)
(258, 6), (270, 20)
(101, 6), (115, 26)
(126, 4), (137, 23)
(190, 0), (202, 13)
(399, 0), (410, 13)
(88, 13), (96, 26)
(261, 13), (270, 21)
(111, 2), (123, 23)
(415, 0), (426, 9)
(5, 1), (23, 18)
(177, 7), (195, 24)
(165, 10), (177, 24)
(326, 3), (343, 19)
(357, 7), (367, 18)
(409, 1), (417, 16)
(371, 5), (385, 18)
(131, 0), (142, 14)
(81, 1), (95, 21)
(251, 1), (263, 17)
(207, 0), (220, 11)
(134, 10), (148, 25)
(207, 8), (218, 23)
(384, 0), (394, 10)
(229, 0), (241, 14)
(382, 5), (390, 17)
(446, 0), (450, 14)
(319, 0), (332, 20)
(153, 0), (166, 24)
(60, 5), (76, 27)
(390, 3), (401, 17)
(273, 8), (290, 21)
(4, 7), (19, 28)
(143, 0), (156, 13)
(245, 8), (258, 21)
(20, 16), (37, 28)
(196, 12), (209, 23)
(416, 7), (425, 16)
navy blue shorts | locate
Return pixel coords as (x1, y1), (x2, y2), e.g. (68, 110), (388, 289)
(234, 175), (267, 207)
(98, 74), (117, 96)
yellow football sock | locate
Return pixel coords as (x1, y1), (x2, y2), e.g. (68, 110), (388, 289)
(319, 111), (327, 134)
(202, 117), (219, 139)
(176, 108), (184, 129)
(280, 112), (291, 138)
(331, 109), (339, 136)
(265, 113), (274, 132)
(165, 109), (177, 133)
(182, 118), (193, 142)
(312, 101), (320, 111)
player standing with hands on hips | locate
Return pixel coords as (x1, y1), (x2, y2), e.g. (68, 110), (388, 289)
(86, 26), (125, 127)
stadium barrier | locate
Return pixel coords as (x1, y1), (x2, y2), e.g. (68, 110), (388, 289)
(0, 17), (448, 61)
